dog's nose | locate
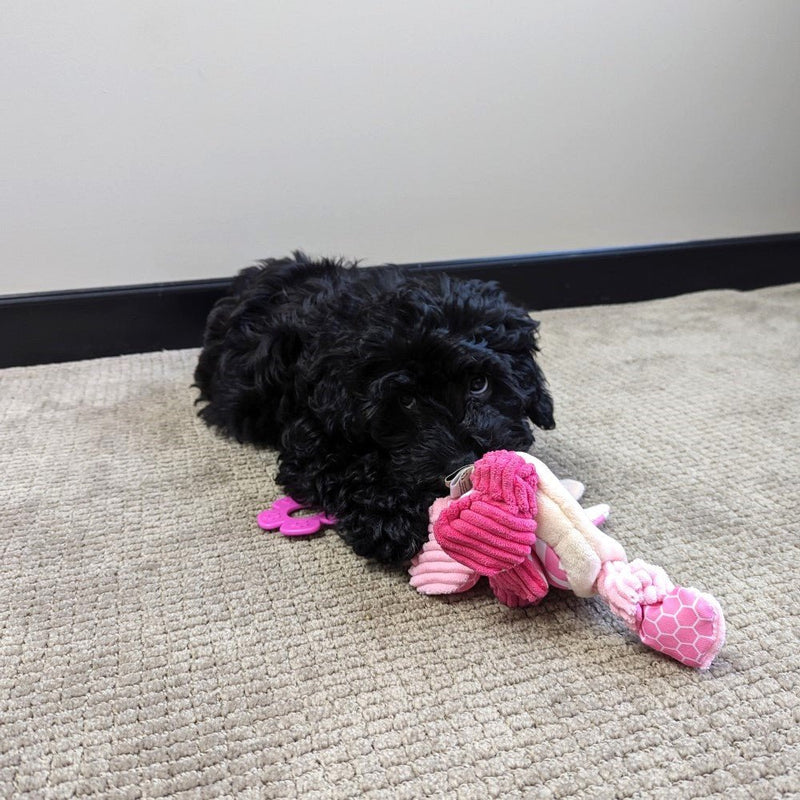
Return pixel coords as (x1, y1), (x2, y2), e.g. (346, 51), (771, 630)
(446, 453), (479, 476)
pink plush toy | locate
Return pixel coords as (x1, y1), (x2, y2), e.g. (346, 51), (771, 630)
(409, 450), (726, 670)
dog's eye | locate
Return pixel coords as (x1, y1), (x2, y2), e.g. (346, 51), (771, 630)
(468, 376), (490, 397)
(399, 394), (417, 410)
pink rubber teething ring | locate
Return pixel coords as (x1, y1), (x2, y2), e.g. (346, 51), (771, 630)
(257, 496), (336, 536)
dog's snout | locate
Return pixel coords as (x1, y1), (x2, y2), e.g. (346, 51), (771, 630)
(446, 452), (479, 477)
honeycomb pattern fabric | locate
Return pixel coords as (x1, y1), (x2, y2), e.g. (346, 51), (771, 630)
(638, 585), (724, 669)
(1, 284), (799, 799)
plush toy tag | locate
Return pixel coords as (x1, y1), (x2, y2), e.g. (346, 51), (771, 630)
(445, 465), (475, 499)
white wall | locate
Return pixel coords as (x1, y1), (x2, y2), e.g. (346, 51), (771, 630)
(2, 1), (799, 295)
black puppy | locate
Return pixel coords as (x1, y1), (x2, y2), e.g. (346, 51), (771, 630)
(194, 252), (554, 563)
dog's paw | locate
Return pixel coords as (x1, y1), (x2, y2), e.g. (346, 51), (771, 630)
(343, 508), (429, 565)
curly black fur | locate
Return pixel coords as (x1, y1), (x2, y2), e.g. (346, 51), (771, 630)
(194, 252), (554, 563)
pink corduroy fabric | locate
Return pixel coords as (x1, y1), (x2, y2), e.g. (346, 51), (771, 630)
(434, 451), (538, 576)
(408, 534), (481, 595)
(489, 555), (549, 608)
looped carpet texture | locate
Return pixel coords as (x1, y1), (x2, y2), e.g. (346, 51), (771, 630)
(1, 284), (799, 798)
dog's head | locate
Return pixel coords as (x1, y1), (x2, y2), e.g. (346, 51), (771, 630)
(308, 273), (554, 499)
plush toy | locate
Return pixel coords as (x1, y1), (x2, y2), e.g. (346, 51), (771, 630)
(257, 450), (726, 669)
(409, 450), (726, 670)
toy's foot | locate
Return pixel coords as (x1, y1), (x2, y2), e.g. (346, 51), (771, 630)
(435, 451), (538, 576)
(638, 586), (726, 670)
(409, 535), (480, 595)
(256, 496), (336, 536)
(489, 555), (549, 608)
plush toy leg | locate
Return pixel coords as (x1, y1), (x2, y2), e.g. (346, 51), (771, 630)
(639, 586), (726, 670)
(596, 559), (726, 669)
(488, 555), (549, 608)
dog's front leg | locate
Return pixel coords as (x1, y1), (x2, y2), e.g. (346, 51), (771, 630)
(277, 443), (433, 563)
(337, 498), (432, 565)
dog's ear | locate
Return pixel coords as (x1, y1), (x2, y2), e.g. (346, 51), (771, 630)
(524, 356), (555, 430)
(194, 288), (306, 445)
(500, 313), (555, 431)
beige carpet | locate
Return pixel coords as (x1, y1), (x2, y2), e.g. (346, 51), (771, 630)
(2, 284), (799, 799)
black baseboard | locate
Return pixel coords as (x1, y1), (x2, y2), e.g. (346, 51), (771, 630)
(2, 233), (798, 368)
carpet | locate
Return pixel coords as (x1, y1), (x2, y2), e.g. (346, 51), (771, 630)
(1, 283), (799, 799)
